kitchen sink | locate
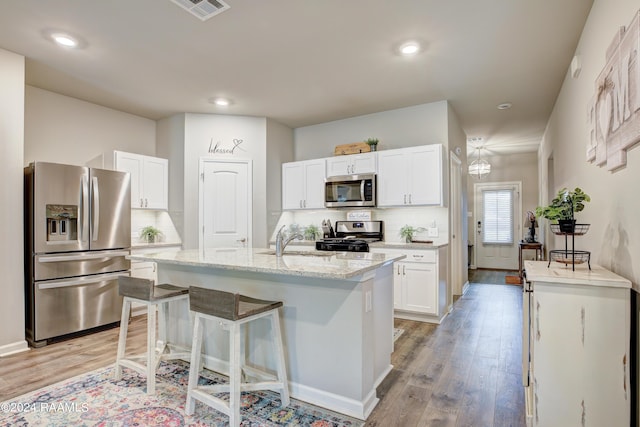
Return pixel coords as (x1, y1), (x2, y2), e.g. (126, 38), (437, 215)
(260, 250), (335, 257)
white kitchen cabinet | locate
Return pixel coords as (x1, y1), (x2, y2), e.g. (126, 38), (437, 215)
(282, 159), (326, 210)
(129, 245), (181, 315)
(377, 144), (444, 207)
(523, 261), (631, 427)
(372, 246), (449, 323)
(114, 151), (168, 210)
(326, 152), (377, 177)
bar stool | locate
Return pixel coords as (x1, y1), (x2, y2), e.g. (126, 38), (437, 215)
(114, 276), (190, 395)
(185, 286), (290, 426)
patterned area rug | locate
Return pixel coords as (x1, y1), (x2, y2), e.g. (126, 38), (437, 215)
(0, 360), (364, 427)
(393, 328), (404, 342)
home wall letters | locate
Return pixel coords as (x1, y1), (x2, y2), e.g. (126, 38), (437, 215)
(587, 10), (640, 172)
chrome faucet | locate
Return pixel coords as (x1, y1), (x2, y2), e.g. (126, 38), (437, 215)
(275, 225), (302, 257)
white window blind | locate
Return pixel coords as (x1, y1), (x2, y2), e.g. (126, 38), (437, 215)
(482, 189), (513, 244)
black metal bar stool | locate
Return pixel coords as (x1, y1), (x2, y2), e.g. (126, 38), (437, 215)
(114, 276), (190, 395)
(185, 286), (290, 426)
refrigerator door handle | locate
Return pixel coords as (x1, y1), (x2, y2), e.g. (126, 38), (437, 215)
(38, 250), (130, 263)
(37, 272), (129, 290)
(91, 176), (100, 241)
(80, 175), (90, 243)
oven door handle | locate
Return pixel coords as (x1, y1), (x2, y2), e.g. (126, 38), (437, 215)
(38, 250), (130, 263)
(37, 272), (129, 290)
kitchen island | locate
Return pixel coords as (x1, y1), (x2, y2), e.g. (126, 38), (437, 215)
(128, 248), (405, 419)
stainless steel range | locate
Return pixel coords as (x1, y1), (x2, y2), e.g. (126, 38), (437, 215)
(315, 220), (383, 252)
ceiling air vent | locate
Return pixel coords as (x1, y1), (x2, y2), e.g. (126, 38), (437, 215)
(170, 0), (230, 21)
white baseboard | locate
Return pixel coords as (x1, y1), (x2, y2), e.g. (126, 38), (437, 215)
(462, 280), (470, 295)
(0, 340), (29, 357)
(198, 353), (375, 420)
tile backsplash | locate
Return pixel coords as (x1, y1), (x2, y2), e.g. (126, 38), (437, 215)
(271, 207), (449, 245)
(132, 210), (182, 245)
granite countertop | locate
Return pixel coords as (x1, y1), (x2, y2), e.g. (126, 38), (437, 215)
(131, 242), (183, 250)
(129, 248), (405, 280)
(524, 260), (631, 289)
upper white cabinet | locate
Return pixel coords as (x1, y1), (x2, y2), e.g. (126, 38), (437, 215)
(282, 159), (326, 210)
(114, 151), (168, 210)
(377, 144), (444, 207)
(326, 152), (377, 177)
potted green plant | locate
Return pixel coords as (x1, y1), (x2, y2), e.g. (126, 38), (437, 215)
(140, 226), (162, 243)
(304, 224), (320, 241)
(535, 187), (590, 232)
(365, 138), (379, 152)
(399, 225), (425, 243)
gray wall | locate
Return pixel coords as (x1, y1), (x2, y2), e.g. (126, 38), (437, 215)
(294, 101), (449, 160)
(0, 48), (26, 355)
(25, 86), (156, 166)
(539, 0), (639, 287)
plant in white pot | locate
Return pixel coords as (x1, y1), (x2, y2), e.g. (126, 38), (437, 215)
(140, 226), (162, 243)
(399, 225), (426, 243)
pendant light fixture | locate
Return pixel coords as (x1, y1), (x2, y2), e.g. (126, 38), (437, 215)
(468, 145), (491, 179)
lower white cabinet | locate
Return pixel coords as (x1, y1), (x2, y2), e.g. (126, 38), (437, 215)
(373, 246), (449, 324)
(524, 261), (631, 427)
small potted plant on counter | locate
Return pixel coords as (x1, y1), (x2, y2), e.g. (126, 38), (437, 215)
(399, 225), (426, 243)
(365, 138), (379, 152)
(304, 224), (320, 241)
(140, 226), (162, 244)
(535, 187), (590, 233)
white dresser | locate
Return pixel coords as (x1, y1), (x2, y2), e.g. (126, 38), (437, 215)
(523, 261), (631, 427)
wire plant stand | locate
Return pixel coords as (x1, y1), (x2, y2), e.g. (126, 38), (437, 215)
(548, 223), (591, 271)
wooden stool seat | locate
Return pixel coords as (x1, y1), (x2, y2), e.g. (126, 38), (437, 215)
(114, 276), (190, 395)
(185, 287), (289, 427)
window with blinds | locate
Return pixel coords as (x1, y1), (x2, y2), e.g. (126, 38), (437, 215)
(482, 188), (513, 244)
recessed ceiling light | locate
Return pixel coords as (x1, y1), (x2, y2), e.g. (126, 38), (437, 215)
(51, 33), (78, 48)
(497, 102), (512, 110)
(208, 97), (232, 107)
(399, 41), (421, 56)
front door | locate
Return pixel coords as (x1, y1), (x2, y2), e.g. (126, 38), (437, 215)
(199, 159), (252, 249)
(474, 181), (521, 270)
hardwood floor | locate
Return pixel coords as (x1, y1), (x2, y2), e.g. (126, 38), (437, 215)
(366, 271), (526, 426)
(1, 271), (526, 426)
(0, 316), (148, 401)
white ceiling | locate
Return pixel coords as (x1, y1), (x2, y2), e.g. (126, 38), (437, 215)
(0, 0), (593, 155)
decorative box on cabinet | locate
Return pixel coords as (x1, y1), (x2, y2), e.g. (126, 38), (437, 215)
(377, 144), (445, 207)
(371, 246), (449, 324)
(523, 261), (631, 427)
(326, 152), (377, 177)
(282, 159), (326, 210)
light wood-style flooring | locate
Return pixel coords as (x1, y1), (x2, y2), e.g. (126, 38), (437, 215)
(1, 270), (526, 426)
(366, 271), (525, 426)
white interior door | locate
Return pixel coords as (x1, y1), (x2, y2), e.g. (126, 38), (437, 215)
(199, 159), (252, 249)
(474, 181), (521, 270)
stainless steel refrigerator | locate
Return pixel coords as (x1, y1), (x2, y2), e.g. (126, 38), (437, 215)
(24, 162), (131, 347)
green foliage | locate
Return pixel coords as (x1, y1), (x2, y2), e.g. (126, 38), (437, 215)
(535, 188), (591, 222)
(399, 224), (426, 243)
(365, 138), (379, 146)
(140, 226), (162, 243)
(304, 224), (320, 240)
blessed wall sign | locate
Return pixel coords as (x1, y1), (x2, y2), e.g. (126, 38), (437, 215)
(208, 138), (245, 155)
(587, 10), (640, 172)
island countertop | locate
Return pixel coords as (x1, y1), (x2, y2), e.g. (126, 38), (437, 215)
(129, 248), (405, 280)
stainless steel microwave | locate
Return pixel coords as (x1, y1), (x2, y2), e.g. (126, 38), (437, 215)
(324, 174), (376, 208)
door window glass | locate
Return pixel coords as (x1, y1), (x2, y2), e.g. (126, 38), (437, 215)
(482, 189), (513, 244)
